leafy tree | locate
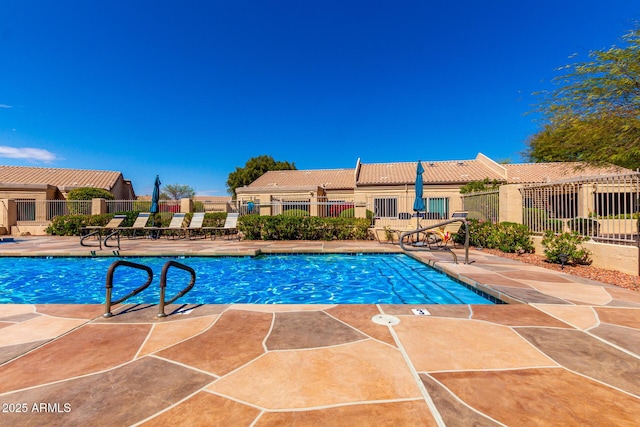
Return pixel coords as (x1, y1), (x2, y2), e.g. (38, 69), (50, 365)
(161, 184), (195, 200)
(67, 187), (114, 200)
(227, 155), (296, 197)
(527, 27), (640, 170)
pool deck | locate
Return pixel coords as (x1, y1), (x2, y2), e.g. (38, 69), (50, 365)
(0, 236), (639, 426)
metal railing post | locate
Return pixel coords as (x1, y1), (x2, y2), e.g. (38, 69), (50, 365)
(158, 260), (196, 317)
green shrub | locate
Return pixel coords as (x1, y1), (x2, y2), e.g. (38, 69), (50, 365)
(46, 214), (113, 236)
(67, 187), (114, 200)
(495, 222), (535, 253)
(238, 215), (371, 241)
(338, 208), (375, 220)
(453, 219), (534, 253)
(47, 211), (232, 236)
(541, 230), (592, 265)
(281, 209), (310, 217)
(202, 212), (228, 227)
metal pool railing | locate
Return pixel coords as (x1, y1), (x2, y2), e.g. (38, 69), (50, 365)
(103, 259), (196, 318)
(398, 218), (470, 264)
(158, 261), (196, 317)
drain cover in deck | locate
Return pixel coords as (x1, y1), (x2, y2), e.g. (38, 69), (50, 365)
(371, 314), (400, 325)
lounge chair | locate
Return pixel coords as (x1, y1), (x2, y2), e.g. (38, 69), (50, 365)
(80, 214), (127, 249)
(210, 212), (239, 240)
(187, 212), (206, 239)
(120, 212), (152, 238)
(159, 212), (187, 239)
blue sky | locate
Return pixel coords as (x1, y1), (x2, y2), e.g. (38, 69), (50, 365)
(1, 1), (638, 196)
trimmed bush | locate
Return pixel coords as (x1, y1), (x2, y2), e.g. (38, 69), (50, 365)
(46, 214), (113, 236)
(281, 209), (310, 217)
(238, 215), (371, 241)
(541, 230), (592, 265)
(46, 211), (232, 236)
(453, 219), (534, 253)
(338, 208), (375, 221)
(67, 187), (114, 200)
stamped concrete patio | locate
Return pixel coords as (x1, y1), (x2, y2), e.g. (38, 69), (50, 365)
(0, 236), (639, 426)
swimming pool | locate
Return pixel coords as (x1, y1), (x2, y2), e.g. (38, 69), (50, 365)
(0, 254), (495, 305)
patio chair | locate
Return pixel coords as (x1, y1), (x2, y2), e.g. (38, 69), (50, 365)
(119, 212), (153, 239)
(423, 211), (468, 248)
(210, 212), (239, 240)
(159, 212), (188, 239)
(187, 212), (207, 239)
(80, 214), (127, 249)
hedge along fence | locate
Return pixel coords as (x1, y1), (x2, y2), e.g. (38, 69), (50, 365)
(238, 215), (372, 240)
(453, 219), (534, 253)
(46, 212), (229, 236)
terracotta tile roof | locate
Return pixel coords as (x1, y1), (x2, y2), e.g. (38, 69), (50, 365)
(238, 156), (635, 191)
(357, 160), (505, 185)
(0, 165), (123, 190)
(246, 169), (355, 190)
(504, 163), (632, 184)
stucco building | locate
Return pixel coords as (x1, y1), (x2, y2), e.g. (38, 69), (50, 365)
(235, 153), (629, 226)
(0, 165), (136, 201)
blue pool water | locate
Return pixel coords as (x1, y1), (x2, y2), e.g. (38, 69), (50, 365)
(0, 254), (495, 305)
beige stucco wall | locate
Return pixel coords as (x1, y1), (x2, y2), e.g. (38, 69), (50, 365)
(10, 225), (48, 237)
(0, 187), (58, 201)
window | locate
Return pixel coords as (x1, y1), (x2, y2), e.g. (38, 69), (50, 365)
(373, 197), (398, 218)
(16, 199), (36, 221)
(423, 197), (449, 219)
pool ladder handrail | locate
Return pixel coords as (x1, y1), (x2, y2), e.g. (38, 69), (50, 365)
(103, 259), (196, 318)
(398, 218), (470, 264)
(158, 260), (196, 318)
(104, 260), (154, 318)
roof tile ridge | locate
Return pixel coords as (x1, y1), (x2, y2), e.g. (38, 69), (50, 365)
(0, 165), (120, 173)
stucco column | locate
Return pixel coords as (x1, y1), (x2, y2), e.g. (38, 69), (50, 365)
(180, 198), (193, 213)
(0, 199), (17, 235)
(499, 184), (523, 224)
(354, 199), (367, 219)
(309, 193), (318, 217)
(91, 198), (107, 215)
(259, 194), (272, 216)
(578, 183), (594, 217)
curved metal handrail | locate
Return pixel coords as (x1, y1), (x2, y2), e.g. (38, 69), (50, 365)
(103, 229), (121, 249)
(399, 218), (470, 264)
(80, 229), (103, 249)
(158, 260), (196, 317)
(104, 260), (154, 318)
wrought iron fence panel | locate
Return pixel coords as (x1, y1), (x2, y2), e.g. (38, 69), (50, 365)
(461, 190), (499, 223)
(521, 173), (640, 245)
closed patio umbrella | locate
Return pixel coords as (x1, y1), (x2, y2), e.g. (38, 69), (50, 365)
(150, 175), (161, 228)
(413, 161), (425, 229)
